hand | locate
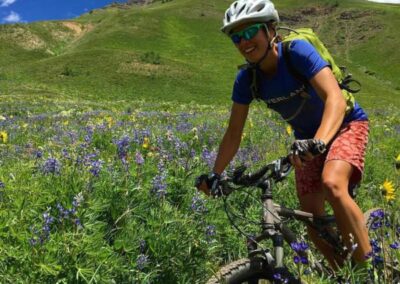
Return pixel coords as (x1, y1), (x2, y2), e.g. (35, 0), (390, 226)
(195, 173), (222, 197)
(289, 139), (326, 167)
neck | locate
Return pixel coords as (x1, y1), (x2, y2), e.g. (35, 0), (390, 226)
(259, 43), (278, 77)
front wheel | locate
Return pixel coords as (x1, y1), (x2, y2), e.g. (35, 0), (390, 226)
(206, 257), (301, 284)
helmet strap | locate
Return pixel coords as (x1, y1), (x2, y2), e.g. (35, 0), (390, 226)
(249, 23), (277, 68)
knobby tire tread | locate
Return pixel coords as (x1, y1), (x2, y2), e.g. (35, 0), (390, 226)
(206, 258), (272, 284)
(206, 257), (302, 284)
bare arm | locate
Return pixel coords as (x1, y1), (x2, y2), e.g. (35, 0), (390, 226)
(290, 67), (346, 167)
(213, 102), (249, 174)
(310, 66), (347, 144)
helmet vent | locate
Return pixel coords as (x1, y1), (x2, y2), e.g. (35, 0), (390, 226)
(237, 4), (246, 16)
(255, 3), (265, 12)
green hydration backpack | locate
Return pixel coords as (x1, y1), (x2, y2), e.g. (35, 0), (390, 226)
(245, 27), (361, 120)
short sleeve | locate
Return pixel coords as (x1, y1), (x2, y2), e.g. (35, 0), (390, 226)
(231, 69), (253, 105)
(288, 40), (329, 80)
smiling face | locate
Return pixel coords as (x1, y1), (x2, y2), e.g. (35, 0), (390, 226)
(231, 22), (270, 64)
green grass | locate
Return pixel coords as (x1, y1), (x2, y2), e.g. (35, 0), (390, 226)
(0, 0), (399, 282)
(0, 0), (398, 107)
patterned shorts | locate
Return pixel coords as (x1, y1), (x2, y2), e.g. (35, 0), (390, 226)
(295, 120), (369, 196)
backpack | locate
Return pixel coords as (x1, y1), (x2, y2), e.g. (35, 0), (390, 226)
(242, 27), (361, 120)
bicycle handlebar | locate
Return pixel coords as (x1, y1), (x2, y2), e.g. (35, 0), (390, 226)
(219, 156), (293, 196)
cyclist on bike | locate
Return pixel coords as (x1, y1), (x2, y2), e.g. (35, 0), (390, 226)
(196, 0), (371, 270)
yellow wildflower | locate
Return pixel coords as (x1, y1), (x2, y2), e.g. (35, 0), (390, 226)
(105, 116), (114, 128)
(241, 132), (247, 140)
(286, 125), (292, 136)
(142, 137), (150, 149)
(249, 119), (254, 129)
(0, 131), (8, 143)
(396, 154), (400, 169)
(381, 179), (396, 202)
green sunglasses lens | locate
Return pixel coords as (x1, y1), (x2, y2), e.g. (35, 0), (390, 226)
(231, 24), (263, 44)
(243, 26), (260, 40)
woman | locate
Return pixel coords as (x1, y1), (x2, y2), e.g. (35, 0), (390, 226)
(197, 0), (371, 269)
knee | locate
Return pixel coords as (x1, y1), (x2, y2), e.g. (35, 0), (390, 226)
(322, 178), (347, 204)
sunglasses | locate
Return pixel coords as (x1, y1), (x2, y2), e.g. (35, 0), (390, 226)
(230, 23), (265, 44)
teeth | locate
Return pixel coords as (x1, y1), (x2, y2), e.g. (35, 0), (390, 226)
(245, 47), (255, 53)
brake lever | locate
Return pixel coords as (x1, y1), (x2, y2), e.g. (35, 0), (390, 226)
(229, 164), (247, 183)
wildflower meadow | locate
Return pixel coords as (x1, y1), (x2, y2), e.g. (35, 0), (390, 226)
(0, 93), (398, 283)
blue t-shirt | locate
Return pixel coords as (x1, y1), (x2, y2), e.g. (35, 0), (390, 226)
(232, 40), (368, 139)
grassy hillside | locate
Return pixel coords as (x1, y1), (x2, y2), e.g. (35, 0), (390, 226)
(0, 1), (399, 283)
(0, 0), (399, 108)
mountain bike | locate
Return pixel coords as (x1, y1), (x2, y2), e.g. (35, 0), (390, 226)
(198, 156), (400, 284)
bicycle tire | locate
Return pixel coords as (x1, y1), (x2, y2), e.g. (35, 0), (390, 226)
(206, 257), (301, 284)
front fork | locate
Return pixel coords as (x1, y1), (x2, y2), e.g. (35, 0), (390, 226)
(246, 180), (285, 268)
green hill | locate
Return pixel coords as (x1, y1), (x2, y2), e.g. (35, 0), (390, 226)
(0, 1), (399, 283)
(0, 0), (399, 107)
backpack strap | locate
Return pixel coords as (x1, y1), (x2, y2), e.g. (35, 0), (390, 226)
(280, 41), (311, 122)
(238, 63), (262, 101)
(282, 41), (309, 88)
(249, 67), (261, 101)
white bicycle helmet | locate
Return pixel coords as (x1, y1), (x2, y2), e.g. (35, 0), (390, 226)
(221, 0), (279, 34)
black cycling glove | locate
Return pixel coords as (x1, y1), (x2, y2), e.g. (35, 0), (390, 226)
(290, 139), (327, 157)
(195, 173), (222, 197)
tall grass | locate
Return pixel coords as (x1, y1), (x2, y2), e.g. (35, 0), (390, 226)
(0, 95), (398, 282)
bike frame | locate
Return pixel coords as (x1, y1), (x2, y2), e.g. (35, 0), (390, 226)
(243, 174), (342, 270)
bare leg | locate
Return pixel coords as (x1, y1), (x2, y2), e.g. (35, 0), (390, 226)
(322, 160), (371, 263)
(298, 191), (344, 269)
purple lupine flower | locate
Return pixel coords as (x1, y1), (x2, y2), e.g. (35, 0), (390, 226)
(42, 158), (61, 175)
(152, 172), (167, 198)
(136, 254), (149, 271)
(35, 150), (43, 159)
(390, 242), (400, 249)
(135, 151), (144, 166)
(57, 203), (71, 221)
(29, 238), (38, 246)
(202, 148), (217, 168)
(370, 239), (381, 253)
(89, 160), (104, 177)
(139, 240), (147, 253)
(370, 209), (385, 219)
(294, 256), (309, 264)
(84, 126), (94, 144)
(115, 136), (130, 160)
(291, 241), (309, 265)
(205, 225), (216, 240)
(191, 193), (208, 213)
(151, 159), (167, 198)
(62, 148), (70, 159)
(371, 221), (383, 230)
(290, 241), (309, 252)
(273, 273), (288, 283)
(372, 255), (384, 265)
(40, 211), (55, 243)
(74, 218), (83, 229)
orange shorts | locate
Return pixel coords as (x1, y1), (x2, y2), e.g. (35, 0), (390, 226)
(295, 120), (369, 196)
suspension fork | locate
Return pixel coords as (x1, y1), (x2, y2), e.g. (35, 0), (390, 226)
(260, 179), (285, 268)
